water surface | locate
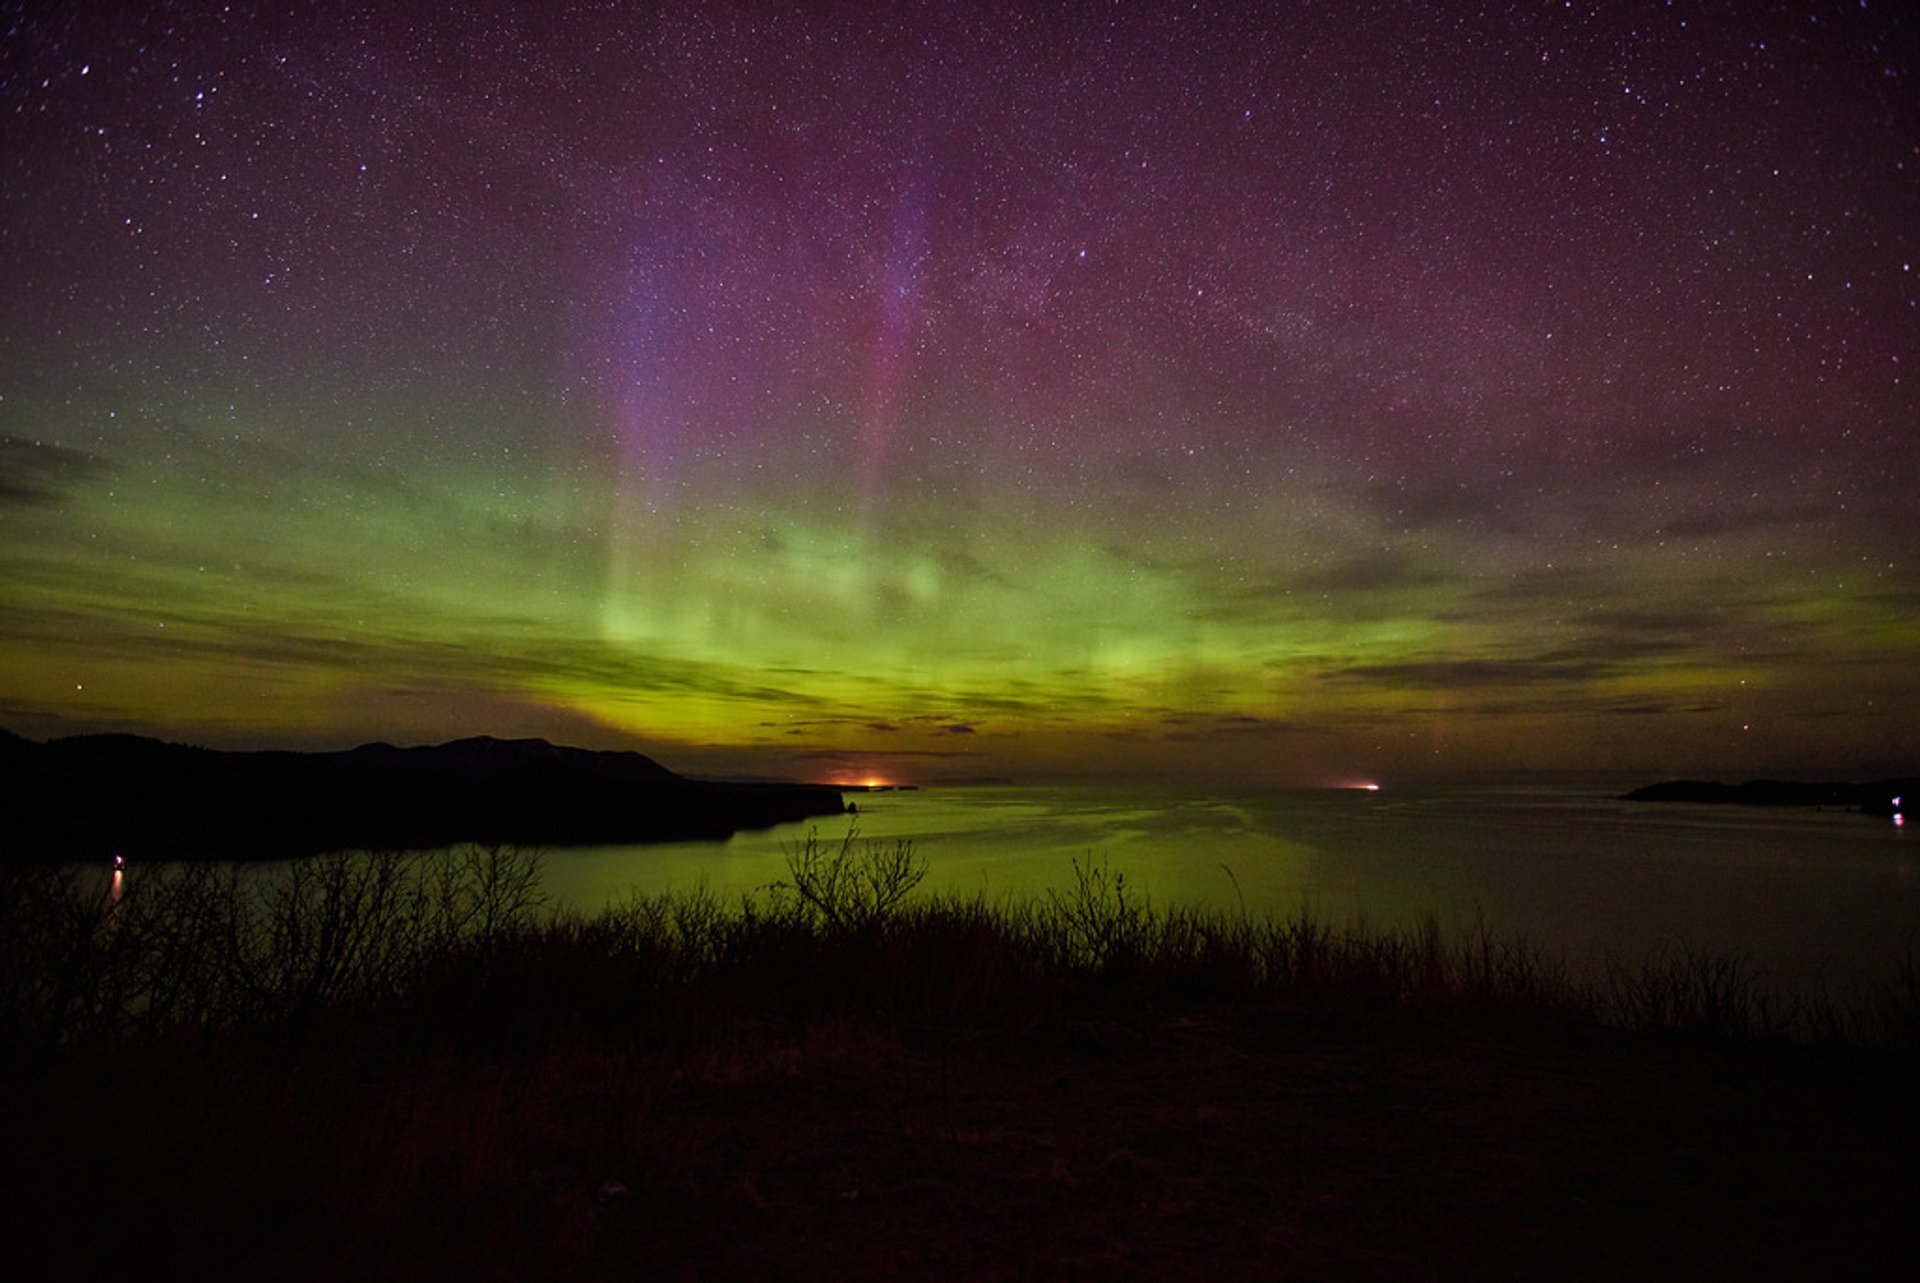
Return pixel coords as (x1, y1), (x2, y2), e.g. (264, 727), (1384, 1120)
(540, 777), (1916, 1000)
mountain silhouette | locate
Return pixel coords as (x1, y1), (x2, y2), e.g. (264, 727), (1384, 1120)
(0, 729), (845, 860)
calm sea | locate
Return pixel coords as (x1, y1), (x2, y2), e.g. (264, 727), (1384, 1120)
(540, 776), (1916, 1001)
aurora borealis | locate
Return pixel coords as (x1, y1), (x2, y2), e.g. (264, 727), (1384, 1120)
(2, 2), (1915, 784)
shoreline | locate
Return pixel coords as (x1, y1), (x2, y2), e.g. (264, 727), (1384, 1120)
(8, 840), (1916, 1277)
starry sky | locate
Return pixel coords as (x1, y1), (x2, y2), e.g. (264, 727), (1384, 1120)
(3, 1), (1916, 785)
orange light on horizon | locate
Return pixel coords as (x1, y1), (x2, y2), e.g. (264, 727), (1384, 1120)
(828, 772), (897, 789)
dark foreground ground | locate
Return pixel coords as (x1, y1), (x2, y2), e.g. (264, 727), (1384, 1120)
(12, 1010), (1915, 1281)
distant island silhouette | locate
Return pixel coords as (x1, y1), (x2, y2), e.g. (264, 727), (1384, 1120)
(1622, 777), (1911, 817)
(0, 729), (846, 861)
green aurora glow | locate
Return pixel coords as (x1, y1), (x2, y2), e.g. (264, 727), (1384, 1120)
(3, 3), (1916, 783)
(5, 396), (1913, 783)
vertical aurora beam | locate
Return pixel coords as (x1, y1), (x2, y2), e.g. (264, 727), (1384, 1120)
(0, 3), (1911, 781)
(596, 246), (685, 656)
(858, 153), (933, 534)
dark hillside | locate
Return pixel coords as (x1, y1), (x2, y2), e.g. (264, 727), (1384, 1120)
(0, 730), (844, 860)
(1623, 777), (1913, 816)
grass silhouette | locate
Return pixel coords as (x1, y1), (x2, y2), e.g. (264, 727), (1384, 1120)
(6, 837), (1917, 1278)
(5, 835), (1916, 1056)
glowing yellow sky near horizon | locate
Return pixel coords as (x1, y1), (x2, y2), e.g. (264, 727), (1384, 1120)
(3, 405), (1913, 783)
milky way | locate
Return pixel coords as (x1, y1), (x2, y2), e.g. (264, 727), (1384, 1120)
(3, 1), (1915, 782)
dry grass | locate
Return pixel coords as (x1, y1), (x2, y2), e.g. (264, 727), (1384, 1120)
(6, 836), (1917, 1279)
(5, 836), (1915, 1058)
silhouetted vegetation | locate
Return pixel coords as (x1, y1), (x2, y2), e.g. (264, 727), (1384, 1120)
(5, 835), (1914, 1060)
(9, 835), (1917, 1280)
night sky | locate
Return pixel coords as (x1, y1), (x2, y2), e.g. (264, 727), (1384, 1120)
(3, 1), (1916, 785)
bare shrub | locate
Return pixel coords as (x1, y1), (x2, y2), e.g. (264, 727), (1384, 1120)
(1044, 854), (1149, 971)
(0, 864), (116, 1051)
(419, 843), (549, 957)
(11, 840), (1913, 1055)
(108, 862), (250, 1041)
(1601, 943), (1778, 1038)
(775, 827), (927, 930)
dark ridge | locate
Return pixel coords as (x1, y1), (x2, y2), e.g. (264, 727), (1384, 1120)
(1622, 777), (1913, 817)
(0, 730), (844, 861)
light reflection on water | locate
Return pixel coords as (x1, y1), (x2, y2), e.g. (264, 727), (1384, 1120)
(539, 778), (1915, 1000)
